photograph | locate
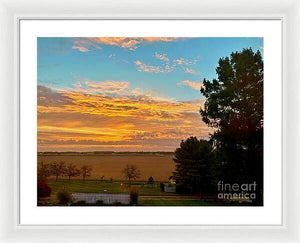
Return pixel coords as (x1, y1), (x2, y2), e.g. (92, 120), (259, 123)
(37, 37), (264, 207)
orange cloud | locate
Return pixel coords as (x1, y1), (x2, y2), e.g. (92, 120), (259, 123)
(72, 38), (102, 52)
(72, 46), (89, 52)
(70, 38), (181, 52)
(37, 85), (211, 151)
(89, 37), (180, 50)
(177, 80), (204, 90)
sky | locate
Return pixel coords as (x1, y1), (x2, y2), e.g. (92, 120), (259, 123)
(37, 37), (263, 152)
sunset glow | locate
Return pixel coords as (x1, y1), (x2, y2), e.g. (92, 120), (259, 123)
(37, 37), (263, 151)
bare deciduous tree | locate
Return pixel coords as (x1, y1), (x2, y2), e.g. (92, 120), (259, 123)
(121, 164), (141, 185)
(50, 161), (66, 181)
(38, 161), (51, 182)
(65, 163), (80, 182)
(80, 165), (93, 181)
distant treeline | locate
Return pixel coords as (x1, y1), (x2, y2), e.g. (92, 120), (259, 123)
(37, 151), (175, 156)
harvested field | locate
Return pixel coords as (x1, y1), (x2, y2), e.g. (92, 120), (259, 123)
(38, 153), (175, 181)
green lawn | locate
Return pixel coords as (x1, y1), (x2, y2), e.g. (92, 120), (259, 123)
(43, 179), (224, 206)
(47, 179), (174, 196)
(138, 199), (222, 206)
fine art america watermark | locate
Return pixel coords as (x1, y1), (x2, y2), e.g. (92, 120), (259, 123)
(217, 181), (257, 200)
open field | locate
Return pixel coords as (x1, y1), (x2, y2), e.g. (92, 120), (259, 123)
(38, 153), (175, 181)
(39, 153), (251, 207)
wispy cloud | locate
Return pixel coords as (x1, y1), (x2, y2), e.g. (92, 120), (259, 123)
(107, 53), (116, 58)
(174, 57), (200, 65)
(135, 60), (167, 73)
(72, 46), (89, 52)
(70, 77), (173, 102)
(135, 53), (200, 74)
(71, 38), (102, 52)
(91, 37), (180, 50)
(177, 80), (204, 90)
(155, 53), (169, 62)
(84, 80), (129, 94)
(184, 68), (198, 75)
(128, 87), (174, 102)
(71, 37), (181, 52)
(73, 81), (83, 89)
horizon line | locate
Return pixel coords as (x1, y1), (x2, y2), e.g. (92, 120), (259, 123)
(37, 151), (175, 153)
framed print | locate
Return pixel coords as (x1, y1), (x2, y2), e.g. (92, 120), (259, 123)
(0, 0), (300, 242)
(18, 19), (282, 226)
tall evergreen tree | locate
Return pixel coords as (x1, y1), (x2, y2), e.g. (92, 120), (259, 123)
(200, 48), (263, 204)
(173, 137), (215, 194)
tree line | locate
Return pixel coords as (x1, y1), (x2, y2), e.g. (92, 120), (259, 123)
(173, 48), (264, 204)
(38, 161), (93, 182)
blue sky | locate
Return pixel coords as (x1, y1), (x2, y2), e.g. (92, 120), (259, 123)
(38, 37), (263, 101)
(37, 37), (263, 151)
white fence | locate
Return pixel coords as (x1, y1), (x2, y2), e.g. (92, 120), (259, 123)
(72, 193), (130, 205)
(164, 185), (176, 193)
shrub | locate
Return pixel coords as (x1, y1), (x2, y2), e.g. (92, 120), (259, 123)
(72, 200), (86, 206)
(147, 176), (154, 184)
(114, 201), (122, 206)
(95, 200), (104, 206)
(130, 187), (139, 205)
(56, 188), (72, 205)
(37, 180), (52, 199)
(160, 182), (165, 191)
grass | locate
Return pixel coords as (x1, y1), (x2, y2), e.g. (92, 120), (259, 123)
(47, 179), (174, 196)
(40, 179), (234, 206)
(138, 199), (222, 206)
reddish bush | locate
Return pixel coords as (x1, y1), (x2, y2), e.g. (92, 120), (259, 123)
(37, 180), (52, 199)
